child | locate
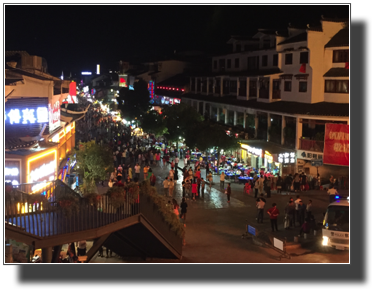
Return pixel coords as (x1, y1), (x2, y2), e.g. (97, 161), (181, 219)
(191, 179), (198, 201)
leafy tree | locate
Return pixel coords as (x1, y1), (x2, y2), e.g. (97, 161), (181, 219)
(69, 141), (114, 194)
(140, 110), (168, 137)
(117, 79), (151, 121)
(162, 103), (204, 148)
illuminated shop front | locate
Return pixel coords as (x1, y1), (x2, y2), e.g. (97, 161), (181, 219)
(240, 144), (262, 169)
(278, 152), (296, 175)
(5, 145), (59, 186)
(152, 95), (181, 105)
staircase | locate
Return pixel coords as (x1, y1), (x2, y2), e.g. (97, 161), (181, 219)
(5, 180), (183, 262)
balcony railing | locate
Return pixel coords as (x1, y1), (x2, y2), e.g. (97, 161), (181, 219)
(249, 88), (257, 97)
(272, 90), (281, 99)
(300, 138), (324, 152)
(259, 89), (269, 99)
(238, 88), (247, 97)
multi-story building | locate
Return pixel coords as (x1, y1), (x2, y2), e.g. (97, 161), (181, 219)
(182, 17), (349, 178)
(5, 51), (83, 187)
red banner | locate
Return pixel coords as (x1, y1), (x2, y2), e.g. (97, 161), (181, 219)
(323, 123), (349, 166)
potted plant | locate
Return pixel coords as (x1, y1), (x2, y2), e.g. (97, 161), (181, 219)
(57, 194), (80, 217)
(106, 186), (125, 209)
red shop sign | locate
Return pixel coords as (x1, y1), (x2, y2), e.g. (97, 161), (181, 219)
(323, 123), (349, 166)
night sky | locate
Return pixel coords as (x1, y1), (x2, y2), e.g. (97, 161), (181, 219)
(5, 4), (349, 77)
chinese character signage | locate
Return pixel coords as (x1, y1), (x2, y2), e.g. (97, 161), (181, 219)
(323, 124), (349, 166)
(278, 152), (296, 164)
(27, 149), (57, 183)
(148, 80), (155, 99)
(5, 107), (49, 125)
(5, 160), (21, 185)
(119, 75), (128, 87)
(49, 100), (61, 132)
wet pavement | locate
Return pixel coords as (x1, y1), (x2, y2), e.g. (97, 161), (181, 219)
(92, 159), (349, 263)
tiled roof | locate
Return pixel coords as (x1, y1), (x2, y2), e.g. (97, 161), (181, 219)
(182, 93), (349, 117)
(4, 138), (38, 150)
(5, 78), (23, 85)
(323, 68), (349, 77)
(277, 32), (307, 45)
(60, 111), (85, 123)
(5, 64), (55, 81)
(325, 28), (349, 48)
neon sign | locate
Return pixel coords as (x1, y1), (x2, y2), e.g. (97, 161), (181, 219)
(30, 160), (56, 183)
(148, 81), (155, 99)
(5, 167), (19, 176)
(5, 107), (49, 125)
(278, 152), (296, 164)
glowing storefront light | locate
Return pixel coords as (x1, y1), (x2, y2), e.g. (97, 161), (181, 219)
(5, 167), (19, 176)
(5, 107), (49, 124)
(241, 144), (262, 156)
(30, 160), (56, 183)
(279, 152), (296, 164)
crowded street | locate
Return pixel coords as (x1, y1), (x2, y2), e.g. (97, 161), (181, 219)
(70, 104), (349, 263)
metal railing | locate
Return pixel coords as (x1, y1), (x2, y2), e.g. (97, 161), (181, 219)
(300, 138), (324, 152)
(5, 180), (182, 255)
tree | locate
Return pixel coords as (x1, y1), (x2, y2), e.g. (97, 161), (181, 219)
(69, 141), (114, 194)
(140, 110), (168, 137)
(162, 103), (204, 148)
(117, 79), (151, 121)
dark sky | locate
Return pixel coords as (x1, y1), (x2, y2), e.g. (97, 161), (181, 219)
(5, 4), (349, 77)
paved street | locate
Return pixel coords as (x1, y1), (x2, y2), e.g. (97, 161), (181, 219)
(91, 159), (349, 263)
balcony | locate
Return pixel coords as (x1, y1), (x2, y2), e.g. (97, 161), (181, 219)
(249, 88), (257, 97)
(272, 90), (281, 99)
(300, 138), (324, 152)
(259, 89), (269, 99)
(238, 88), (247, 97)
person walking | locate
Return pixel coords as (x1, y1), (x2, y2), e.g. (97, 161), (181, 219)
(197, 176), (201, 198)
(293, 173), (300, 192)
(134, 163), (141, 180)
(185, 178), (192, 200)
(265, 176), (272, 198)
(257, 175), (265, 197)
(163, 177), (169, 197)
(284, 197), (295, 228)
(254, 177), (259, 198)
(208, 171), (213, 191)
(201, 179), (206, 196)
(143, 165), (149, 180)
(174, 156), (179, 168)
(226, 183), (231, 203)
(173, 201), (179, 218)
(220, 171), (226, 189)
(256, 197), (266, 223)
(267, 203), (280, 232)
(168, 178), (175, 197)
(76, 240), (87, 256)
(128, 167), (133, 180)
(150, 172), (156, 186)
(306, 199), (312, 219)
(294, 195), (301, 227)
(191, 179), (197, 201)
(327, 185), (339, 203)
(298, 200), (306, 226)
(180, 197), (188, 221)
(276, 175), (283, 194)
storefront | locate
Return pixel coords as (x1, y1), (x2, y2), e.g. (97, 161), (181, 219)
(278, 151), (296, 176)
(240, 144), (262, 169)
(5, 144), (59, 186)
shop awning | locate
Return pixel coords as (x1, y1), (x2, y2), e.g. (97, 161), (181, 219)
(239, 140), (295, 155)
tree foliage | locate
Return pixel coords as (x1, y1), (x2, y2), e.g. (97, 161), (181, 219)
(117, 79), (151, 121)
(69, 141), (114, 193)
(140, 110), (168, 137)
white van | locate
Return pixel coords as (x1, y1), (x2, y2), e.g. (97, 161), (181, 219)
(322, 197), (349, 250)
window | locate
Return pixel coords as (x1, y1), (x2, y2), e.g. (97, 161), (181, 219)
(273, 54), (278, 66)
(284, 81), (291, 92)
(223, 79), (230, 94)
(235, 58), (240, 68)
(247, 56), (257, 70)
(325, 80), (349, 93)
(239, 80), (247, 96)
(299, 81), (307, 92)
(227, 59), (231, 69)
(300, 52), (309, 64)
(213, 60), (217, 69)
(219, 59), (225, 70)
(262, 55), (268, 67)
(230, 80), (237, 93)
(333, 50), (349, 63)
(249, 80), (257, 97)
(285, 53), (293, 65)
